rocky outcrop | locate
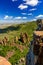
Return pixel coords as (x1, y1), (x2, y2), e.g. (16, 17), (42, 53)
(0, 56), (11, 65)
(20, 32), (29, 43)
(0, 36), (9, 46)
(26, 19), (43, 65)
(36, 19), (43, 30)
(35, 47), (43, 65)
(5, 50), (14, 60)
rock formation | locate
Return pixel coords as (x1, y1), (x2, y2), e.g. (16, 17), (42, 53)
(26, 19), (43, 65)
(0, 56), (11, 65)
(0, 40), (3, 45)
(20, 32), (29, 43)
(0, 37), (9, 46)
(36, 19), (43, 30)
(15, 36), (18, 42)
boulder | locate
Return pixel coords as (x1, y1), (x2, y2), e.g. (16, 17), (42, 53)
(0, 56), (11, 65)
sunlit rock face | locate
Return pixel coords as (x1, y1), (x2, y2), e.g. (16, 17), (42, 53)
(26, 19), (43, 65)
(0, 56), (11, 65)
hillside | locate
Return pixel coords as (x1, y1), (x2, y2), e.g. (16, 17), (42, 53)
(0, 21), (37, 65)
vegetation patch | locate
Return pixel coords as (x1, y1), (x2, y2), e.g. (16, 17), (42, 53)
(0, 21), (37, 65)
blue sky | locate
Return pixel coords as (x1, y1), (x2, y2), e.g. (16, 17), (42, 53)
(0, 0), (43, 23)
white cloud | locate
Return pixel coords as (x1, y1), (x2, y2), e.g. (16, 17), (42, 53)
(30, 18), (37, 21)
(18, 4), (28, 10)
(22, 13), (27, 15)
(14, 16), (27, 20)
(32, 19), (37, 21)
(36, 14), (43, 19)
(4, 15), (8, 19)
(22, 12), (33, 16)
(14, 17), (22, 19)
(23, 0), (40, 6)
(4, 15), (13, 20)
(23, 17), (27, 19)
(4, 15), (27, 20)
(29, 8), (36, 11)
(12, 0), (17, 2)
(28, 13), (32, 15)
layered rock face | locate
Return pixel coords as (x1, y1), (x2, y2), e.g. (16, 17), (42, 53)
(26, 19), (43, 65)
